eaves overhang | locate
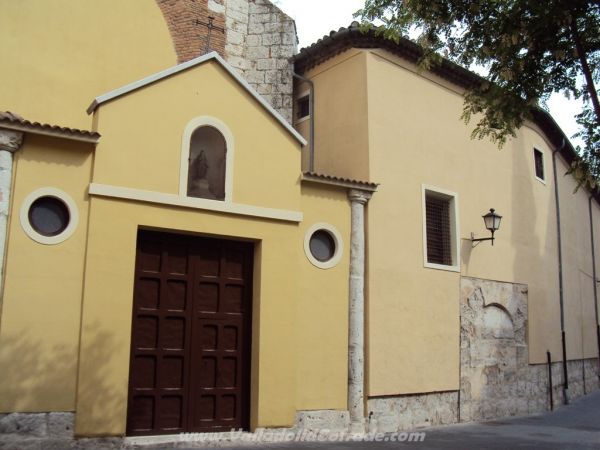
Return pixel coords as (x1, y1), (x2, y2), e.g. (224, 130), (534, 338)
(293, 22), (600, 204)
(0, 111), (100, 144)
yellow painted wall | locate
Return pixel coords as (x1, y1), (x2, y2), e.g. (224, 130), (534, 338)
(0, 0), (175, 130)
(364, 49), (600, 396)
(297, 183), (350, 411)
(92, 61), (301, 212)
(76, 198), (300, 435)
(298, 50), (370, 180)
(0, 135), (94, 412)
(74, 61), (351, 435)
(297, 47), (600, 397)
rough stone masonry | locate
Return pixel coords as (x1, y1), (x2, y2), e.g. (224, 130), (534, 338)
(157, 0), (297, 124)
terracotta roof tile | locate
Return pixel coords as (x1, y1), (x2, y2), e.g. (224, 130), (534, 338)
(303, 171), (379, 191)
(0, 111), (100, 143)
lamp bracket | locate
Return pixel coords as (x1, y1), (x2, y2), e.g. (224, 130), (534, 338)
(470, 232), (495, 246)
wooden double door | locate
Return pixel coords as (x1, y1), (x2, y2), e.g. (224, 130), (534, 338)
(126, 230), (253, 436)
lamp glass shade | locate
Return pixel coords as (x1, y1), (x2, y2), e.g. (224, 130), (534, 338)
(483, 208), (502, 232)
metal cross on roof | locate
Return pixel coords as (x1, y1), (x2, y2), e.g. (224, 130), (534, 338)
(195, 16), (225, 54)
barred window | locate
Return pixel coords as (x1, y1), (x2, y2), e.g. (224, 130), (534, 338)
(423, 186), (458, 270)
(425, 195), (452, 265)
(296, 95), (310, 121)
(534, 148), (545, 181)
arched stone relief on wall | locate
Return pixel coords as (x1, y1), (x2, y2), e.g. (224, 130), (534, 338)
(460, 278), (530, 422)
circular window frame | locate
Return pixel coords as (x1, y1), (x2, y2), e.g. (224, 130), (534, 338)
(304, 223), (343, 269)
(20, 188), (79, 245)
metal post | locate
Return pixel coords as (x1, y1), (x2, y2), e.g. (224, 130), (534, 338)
(547, 351), (554, 411)
(589, 196), (600, 380)
(552, 144), (569, 404)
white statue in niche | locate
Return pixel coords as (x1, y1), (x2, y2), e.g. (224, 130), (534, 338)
(187, 126), (226, 200)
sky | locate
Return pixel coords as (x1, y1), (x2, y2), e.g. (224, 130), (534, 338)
(275, 0), (584, 149)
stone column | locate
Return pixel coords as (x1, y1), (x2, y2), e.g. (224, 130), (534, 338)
(348, 188), (372, 434)
(0, 128), (23, 292)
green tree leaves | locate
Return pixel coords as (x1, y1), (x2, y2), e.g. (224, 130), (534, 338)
(356, 0), (600, 187)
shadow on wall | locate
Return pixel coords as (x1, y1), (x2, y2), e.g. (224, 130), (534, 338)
(0, 332), (75, 412)
(74, 323), (127, 437)
(0, 323), (127, 437)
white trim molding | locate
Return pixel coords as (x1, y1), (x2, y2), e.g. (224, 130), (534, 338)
(421, 184), (460, 273)
(20, 187), (79, 245)
(533, 147), (547, 185)
(179, 116), (235, 201)
(303, 222), (344, 269)
(89, 183), (303, 223)
(86, 51), (306, 147)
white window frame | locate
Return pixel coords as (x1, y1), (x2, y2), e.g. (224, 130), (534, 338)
(295, 90), (311, 125)
(421, 184), (460, 273)
(533, 147), (546, 184)
(303, 223), (344, 270)
(179, 116), (235, 202)
(20, 187), (79, 245)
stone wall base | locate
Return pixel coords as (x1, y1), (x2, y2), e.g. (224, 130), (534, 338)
(0, 412), (78, 450)
(294, 409), (350, 432)
(0, 409), (352, 448)
(365, 359), (599, 433)
(367, 391), (459, 432)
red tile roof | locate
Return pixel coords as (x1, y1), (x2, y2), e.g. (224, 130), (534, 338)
(303, 171), (379, 191)
(0, 111), (100, 143)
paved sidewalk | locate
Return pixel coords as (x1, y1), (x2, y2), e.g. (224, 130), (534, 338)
(201, 390), (600, 450)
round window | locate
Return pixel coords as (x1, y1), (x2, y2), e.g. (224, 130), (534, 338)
(28, 196), (70, 237)
(304, 223), (343, 269)
(20, 188), (79, 245)
(309, 230), (335, 262)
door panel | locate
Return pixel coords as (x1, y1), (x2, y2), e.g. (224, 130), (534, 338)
(126, 230), (253, 436)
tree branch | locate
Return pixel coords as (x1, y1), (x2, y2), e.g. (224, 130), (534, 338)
(571, 16), (600, 126)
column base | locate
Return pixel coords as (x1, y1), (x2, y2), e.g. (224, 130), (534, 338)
(349, 419), (366, 435)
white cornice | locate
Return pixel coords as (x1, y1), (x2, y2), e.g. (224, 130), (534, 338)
(88, 183), (303, 223)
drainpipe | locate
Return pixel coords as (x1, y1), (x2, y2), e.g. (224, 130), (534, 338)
(552, 140), (569, 404)
(0, 127), (23, 298)
(347, 189), (372, 434)
(588, 195), (600, 379)
(292, 71), (315, 172)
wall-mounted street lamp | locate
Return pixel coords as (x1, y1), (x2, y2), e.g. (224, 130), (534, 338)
(471, 208), (502, 246)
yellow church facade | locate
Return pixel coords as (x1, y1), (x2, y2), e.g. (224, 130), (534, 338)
(0, 0), (598, 445)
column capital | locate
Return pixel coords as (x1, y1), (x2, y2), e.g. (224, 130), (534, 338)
(348, 189), (372, 205)
(0, 128), (24, 153)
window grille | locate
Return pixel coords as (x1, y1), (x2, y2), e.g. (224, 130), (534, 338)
(534, 149), (544, 180)
(425, 195), (452, 265)
(297, 95), (310, 120)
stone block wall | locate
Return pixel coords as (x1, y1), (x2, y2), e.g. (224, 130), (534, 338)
(156, 0), (297, 123)
(460, 276), (599, 422)
(366, 276), (599, 432)
(222, 0), (297, 123)
(367, 392), (459, 433)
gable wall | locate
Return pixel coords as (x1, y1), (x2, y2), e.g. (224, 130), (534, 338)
(91, 61), (301, 212)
